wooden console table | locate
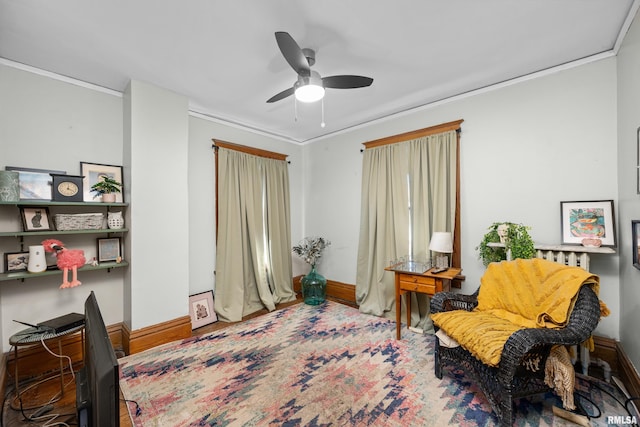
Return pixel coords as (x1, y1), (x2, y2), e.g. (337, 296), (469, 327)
(386, 264), (461, 339)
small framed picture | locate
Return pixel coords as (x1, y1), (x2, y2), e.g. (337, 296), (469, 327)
(5, 166), (66, 201)
(19, 207), (54, 232)
(80, 162), (124, 203)
(4, 251), (29, 273)
(560, 200), (616, 247)
(189, 290), (217, 329)
(633, 220), (640, 270)
(97, 237), (122, 262)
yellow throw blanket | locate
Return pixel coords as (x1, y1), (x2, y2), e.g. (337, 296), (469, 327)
(477, 258), (599, 329)
(431, 258), (602, 366)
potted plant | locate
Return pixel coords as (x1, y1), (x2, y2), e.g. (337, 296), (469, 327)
(292, 236), (331, 306)
(90, 176), (122, 203)
(476, 222), (535, 267)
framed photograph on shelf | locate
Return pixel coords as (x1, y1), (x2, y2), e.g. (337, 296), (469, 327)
(560, 200), (616, 247)
(632, 220), (640, 270)
(97, 237), (121, 262)
(189, 290), (217, 329)
(5, 166), (66, 201)
(4, 251), (29, 273)
(19, 207), (54, 232)
(80, 162), (124, 203)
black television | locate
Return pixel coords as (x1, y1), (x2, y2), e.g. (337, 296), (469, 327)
(76, 291), (119, 427)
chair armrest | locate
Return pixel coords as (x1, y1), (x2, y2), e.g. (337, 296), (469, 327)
(430, 288), (479, 314)
(497, 285), (600, 383)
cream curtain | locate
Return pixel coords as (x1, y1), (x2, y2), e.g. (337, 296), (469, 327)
(356, 130), (457, 330)
(215, 148), (295, 322)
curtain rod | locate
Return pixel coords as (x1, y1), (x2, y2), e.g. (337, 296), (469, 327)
(212, 144), (291, 164)
(359, 128), (461, 153)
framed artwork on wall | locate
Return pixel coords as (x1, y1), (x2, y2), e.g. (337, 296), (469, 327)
(189, 291), (217, 329)
(632, 220), (640, 270)
(5, 167), (66, 201)
(560, 200), (616, 247)
(80, 162), (124, 203)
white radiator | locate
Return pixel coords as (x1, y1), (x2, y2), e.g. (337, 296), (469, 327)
(533, 244), (615, 378)
(534, 244), (615, 272)
(536, 249), (590, 270)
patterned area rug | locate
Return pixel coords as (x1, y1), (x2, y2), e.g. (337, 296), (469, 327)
(119, 301), (629, 426)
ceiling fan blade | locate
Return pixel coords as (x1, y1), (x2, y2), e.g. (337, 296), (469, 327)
(266, 86), (295, 103)
(275, 31), (310, 77)
(322, 75), (373, 89)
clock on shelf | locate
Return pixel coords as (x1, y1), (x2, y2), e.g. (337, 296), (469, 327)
(50, 174), (84, 202)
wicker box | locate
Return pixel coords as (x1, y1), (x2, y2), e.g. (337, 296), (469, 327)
(54, 213), (104, 231)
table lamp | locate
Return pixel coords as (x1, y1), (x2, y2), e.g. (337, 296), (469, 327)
(429, 232), (453, 269)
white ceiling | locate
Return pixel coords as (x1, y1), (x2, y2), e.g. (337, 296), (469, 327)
(1, 1), (637, 144)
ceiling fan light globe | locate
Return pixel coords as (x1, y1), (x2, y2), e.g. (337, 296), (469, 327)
(294, 71), (325, 103)
(295, 84), (325, 103)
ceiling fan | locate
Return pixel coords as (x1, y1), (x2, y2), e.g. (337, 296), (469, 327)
(267, 31), (373, 104)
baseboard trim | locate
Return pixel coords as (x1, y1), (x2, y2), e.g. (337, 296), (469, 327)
(0, 352), (6, 397)
(616, 341), (640, 400)
(5, 323), (120, 384)
(123, 315), (192, 355)
(293, 275), (357, 306)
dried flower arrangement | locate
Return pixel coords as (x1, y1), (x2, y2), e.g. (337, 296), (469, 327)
(292, 236), (331, 266)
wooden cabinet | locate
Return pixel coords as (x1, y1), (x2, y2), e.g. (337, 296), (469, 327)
(398, 273), (438, 294)
(0, 201), (128, 281)
(386, 265), (461, 340)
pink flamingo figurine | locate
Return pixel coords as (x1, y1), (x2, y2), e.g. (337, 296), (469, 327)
(42, 239), (86, 288)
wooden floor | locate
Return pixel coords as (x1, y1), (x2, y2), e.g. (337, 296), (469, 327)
(2, 297), (305, 427)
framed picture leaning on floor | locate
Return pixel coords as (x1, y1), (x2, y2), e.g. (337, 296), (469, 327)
(189, 291), (217, 329)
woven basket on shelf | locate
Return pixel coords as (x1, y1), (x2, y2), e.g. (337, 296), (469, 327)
(54, 213), (104, 231)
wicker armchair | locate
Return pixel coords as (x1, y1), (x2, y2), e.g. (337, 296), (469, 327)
(430, 284), (601, 426)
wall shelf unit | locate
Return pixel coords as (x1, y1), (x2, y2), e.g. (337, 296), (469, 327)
(0, 228), (128, 238)
(0, 201), (128, 207)
(0, 200), (129, 282)
(0, 261), (129, 282)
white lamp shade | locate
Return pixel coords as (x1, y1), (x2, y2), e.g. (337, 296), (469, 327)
(294, 71), (325, 103)
(295, 83), (325, 103)
(429, 232), (453, 253)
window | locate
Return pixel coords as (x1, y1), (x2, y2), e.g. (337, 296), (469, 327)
(212, 140), (296, 321)
(356, 120), (462, 318)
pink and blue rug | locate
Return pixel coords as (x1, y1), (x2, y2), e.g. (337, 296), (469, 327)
(119, 301), (630, 426)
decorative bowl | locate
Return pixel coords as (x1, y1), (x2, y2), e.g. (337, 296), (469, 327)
(581, 238), (602, 247)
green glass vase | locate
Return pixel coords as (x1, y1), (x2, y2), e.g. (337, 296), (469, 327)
(301, 264), (326, 305)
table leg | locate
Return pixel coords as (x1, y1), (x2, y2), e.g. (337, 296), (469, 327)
(14, 346), (19, 401)
(58, 339), (64, 396)
(406, 291), (412, 333)
(396, 287), (402, 340)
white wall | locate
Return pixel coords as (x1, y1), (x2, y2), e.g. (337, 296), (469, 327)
(305, 58), (620, 339)
(0, 65), (125, 351)
(124, 81), (190, 330)
(616, 11), (640, 372)
(0, 63), (302, 351)
(0, 45), (631, 353)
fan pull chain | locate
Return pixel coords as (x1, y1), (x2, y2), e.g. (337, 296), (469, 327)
(294, 97), (298, 122)
(321, 97), (326, 128)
